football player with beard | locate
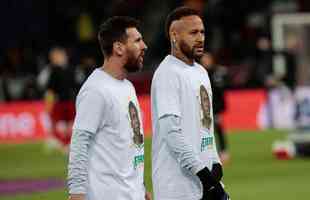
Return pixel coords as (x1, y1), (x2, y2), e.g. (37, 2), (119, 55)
(151, 7), (230, 200)
(67, 16), (151, 200)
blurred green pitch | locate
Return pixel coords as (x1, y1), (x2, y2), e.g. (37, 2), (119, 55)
(0, 130), (309, 200)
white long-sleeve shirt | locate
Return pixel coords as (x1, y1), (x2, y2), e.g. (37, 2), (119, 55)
(151, 55), (221, 200)
(67, 68), (145, 200)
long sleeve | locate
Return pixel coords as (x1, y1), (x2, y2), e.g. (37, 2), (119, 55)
(67, 129), (94, 194)
(159, 114), (205, 175)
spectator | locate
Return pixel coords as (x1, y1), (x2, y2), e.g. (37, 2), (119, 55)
(0, 47), (39, 101)
(44, 46), (75, 152)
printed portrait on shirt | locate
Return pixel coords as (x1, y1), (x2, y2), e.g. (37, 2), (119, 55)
(128, 101), (143, 146)
(200, 85), (212, 129)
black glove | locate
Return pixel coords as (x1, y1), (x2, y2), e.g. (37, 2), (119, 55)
(197, 167), (217, 199)
(205, 183), (230, 200)
(197, 164), (229, 200)
(211, 163), (223, 183)
(197, 167), (217, 193)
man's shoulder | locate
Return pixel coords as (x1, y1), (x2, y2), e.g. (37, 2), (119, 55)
(80, 71), (102, 89)
(123, 79), (137, 93)
(194, 62), (208, 73)
(153, 66), (178, 85)
(159, 55), (182, 69)
(77, 73), (107, 99)
(154, 57), (181, 77)
(78, 83), (104, 98)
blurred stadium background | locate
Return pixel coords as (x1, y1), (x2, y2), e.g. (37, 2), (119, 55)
(1, 0), (310, 199)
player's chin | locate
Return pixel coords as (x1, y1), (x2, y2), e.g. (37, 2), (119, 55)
(194, 51), (204, 60)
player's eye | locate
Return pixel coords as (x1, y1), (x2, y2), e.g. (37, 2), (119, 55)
(135, 37), (142, 42)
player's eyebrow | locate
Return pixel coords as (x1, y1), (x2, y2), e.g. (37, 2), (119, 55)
(190, 29), (205, 34)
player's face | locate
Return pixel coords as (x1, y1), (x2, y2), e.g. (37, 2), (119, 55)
(124, 27), (147, 73)
(178, 15), (205, 61)
(201, 88), (209, 114)
(130, 107), (140, 133)
(50, 49), (68, 67)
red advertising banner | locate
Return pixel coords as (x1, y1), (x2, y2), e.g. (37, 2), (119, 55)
(138, 90), (267, 133)
(0, 89), (267, 143)
(221, 89), (266, 131)
(138, 95), (152, 136)
(0, 101), (48, 143)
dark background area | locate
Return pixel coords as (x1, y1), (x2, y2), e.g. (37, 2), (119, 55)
(0, 0), (309, 101)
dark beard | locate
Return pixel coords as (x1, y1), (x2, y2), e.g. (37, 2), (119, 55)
(124, 61), (140, 73)
(179, 40), (195, 61)
(124, 50), (141, 73)
(179, 40), (203, 62)
(124, 56), (140, 73)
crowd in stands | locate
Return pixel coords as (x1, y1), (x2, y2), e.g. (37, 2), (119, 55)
(1, 0), (307, 102)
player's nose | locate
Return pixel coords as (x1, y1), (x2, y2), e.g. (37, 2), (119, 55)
(141, 40), (147, 51)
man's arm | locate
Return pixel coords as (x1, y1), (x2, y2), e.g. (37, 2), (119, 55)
(67, 89), (106, 200)
(159, 114), (205, 174)
(67, 129), (94, 199)
(160, 114), (229, 199)
(145, 191), (152, 200)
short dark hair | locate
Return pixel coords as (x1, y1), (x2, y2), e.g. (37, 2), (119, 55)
(165, 6), (202, 40)
(98, 16), (140, 57)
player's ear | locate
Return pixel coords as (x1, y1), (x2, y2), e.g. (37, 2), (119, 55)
(113, 42), (125, 56)
(169, 21), (179, 44)
(170, 31), (178, 46)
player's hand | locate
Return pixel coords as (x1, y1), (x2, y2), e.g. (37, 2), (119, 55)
(68, 194), (85, 200)
(197, 167), (217, 194)
(203, 183), (230, 200)
(145, 191), (152, 200)
(197, 166), (229, 200)
(211, 163), (223, 183)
